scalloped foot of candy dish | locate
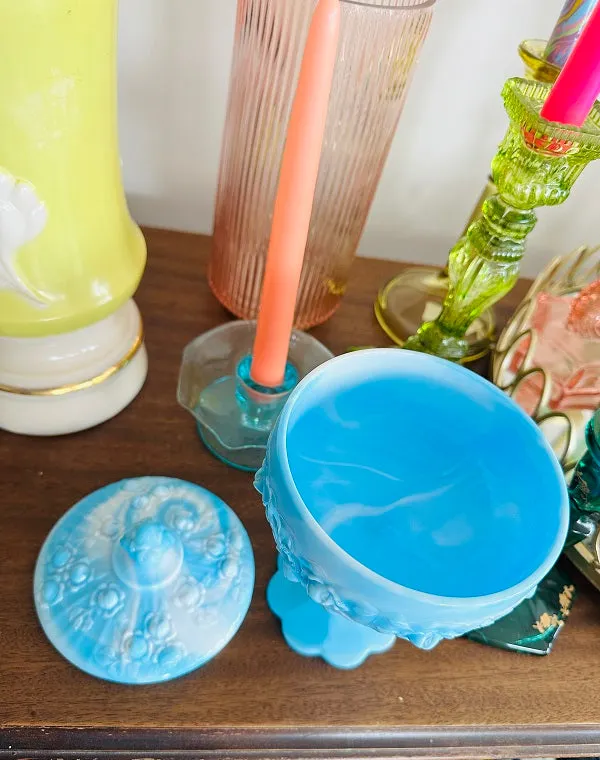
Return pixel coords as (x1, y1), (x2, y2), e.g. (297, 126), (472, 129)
(256, 349), (570, 670)
(267, 561), (395, 669)
(0, 300), (147, 436)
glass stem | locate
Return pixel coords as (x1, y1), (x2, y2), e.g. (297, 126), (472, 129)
(439, 175), (497, 281)
(406, 195), (536, 361)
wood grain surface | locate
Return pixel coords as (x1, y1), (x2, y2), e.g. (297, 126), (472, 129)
(1, 228), (599, 759)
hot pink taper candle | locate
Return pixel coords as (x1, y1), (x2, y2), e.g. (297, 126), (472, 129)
(541, 2), (600, 126)
(250, 0), (341, 388)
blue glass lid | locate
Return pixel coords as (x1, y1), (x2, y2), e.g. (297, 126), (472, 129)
(34, 477), (254, 684)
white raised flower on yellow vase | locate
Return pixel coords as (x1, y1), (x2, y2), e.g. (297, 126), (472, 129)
(0, 169), (48, 304)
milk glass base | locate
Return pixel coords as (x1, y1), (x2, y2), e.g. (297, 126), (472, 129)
(177, 321), (333, 472)
(0, 300), (147, 436)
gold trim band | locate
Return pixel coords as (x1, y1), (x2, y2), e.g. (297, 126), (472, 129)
(0, 326), (144, 397)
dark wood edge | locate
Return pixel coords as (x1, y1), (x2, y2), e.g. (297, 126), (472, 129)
(2, 725), (600, 759)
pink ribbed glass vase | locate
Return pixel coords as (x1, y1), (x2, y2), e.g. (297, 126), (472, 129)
(209, 0), (436, 329)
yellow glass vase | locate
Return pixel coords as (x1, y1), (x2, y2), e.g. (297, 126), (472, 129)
(0, 0), (148, 435)
(0, 0), (146, 337)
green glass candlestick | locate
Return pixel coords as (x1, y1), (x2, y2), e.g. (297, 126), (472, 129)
(519, 39), (561, 83)
(405, 77), (600, 362)
(375, 41), (561, 364)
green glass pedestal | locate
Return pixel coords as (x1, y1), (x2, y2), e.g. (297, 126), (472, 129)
(405, 78), (600, 362)
(375, 39), (561, 362)
(375, 265), (495, 363)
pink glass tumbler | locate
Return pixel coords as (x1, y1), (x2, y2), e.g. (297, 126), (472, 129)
(209, 0), (437, 329)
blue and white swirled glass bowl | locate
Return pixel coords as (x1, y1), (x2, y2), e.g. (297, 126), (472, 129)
(256, 349), (569, 669)
(34, 477), (254, 684)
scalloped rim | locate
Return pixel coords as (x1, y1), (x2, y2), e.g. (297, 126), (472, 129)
(502, 77), (600, 149)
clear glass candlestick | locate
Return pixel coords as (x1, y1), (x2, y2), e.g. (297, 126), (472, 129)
(209, 0), (437, 330)
(177, 321), (333, 472)
(404, 78), (600, 362)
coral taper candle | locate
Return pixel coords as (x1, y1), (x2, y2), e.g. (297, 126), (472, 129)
(541, 3), (600, 126)
(250, 0), (340, 388)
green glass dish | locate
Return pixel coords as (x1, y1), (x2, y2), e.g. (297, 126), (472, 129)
(467, 564), (575, 656)
(566, 410), (600, 546)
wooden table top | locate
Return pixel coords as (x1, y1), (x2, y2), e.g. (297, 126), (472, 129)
(1, 228), (600, 760)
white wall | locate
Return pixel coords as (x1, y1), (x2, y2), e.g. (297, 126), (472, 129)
(117, 0), (600, 277)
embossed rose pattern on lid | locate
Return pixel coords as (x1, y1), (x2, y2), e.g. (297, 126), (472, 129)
(34, 477), (254, 684)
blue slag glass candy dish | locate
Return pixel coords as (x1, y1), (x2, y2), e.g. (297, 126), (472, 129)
(34, 477), (254, 684)
(256, 349), (569, 669)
